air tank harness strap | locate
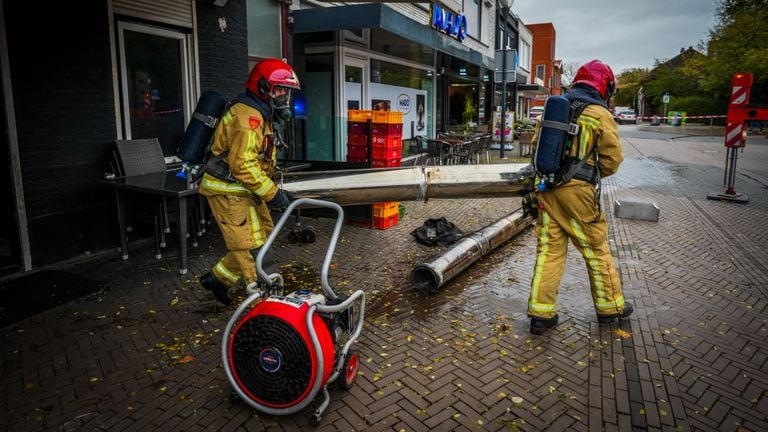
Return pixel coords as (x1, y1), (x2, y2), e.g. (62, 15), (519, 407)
(540, 119), (580, 136)
(192, 111), (219, 129)
(199, 151), (236, 183)
(572, 164), (598, 184)
(559, 144), (598, 185)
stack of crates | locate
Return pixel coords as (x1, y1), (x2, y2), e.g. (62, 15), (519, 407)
(346, 109), (404, 229)
(346, 110), (372, 164)
(346, 110), (403, 167)
(370, 110), (403, 168)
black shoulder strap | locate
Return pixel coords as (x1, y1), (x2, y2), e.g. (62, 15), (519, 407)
(541, 100), (588, 136)
(556, 101), (597, 184)
(570, 100), (588, 123)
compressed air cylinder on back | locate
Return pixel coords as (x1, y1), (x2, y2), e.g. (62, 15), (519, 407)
(533, 95), (572, 178)
(177, 91), (227, 164)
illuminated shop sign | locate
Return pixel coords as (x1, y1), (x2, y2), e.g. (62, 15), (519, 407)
(430, 3), (467, 42)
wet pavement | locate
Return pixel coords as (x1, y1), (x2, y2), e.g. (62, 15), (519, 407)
(2, 129), (768, 431)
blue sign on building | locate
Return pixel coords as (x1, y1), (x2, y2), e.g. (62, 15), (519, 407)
(430, 3), (467, 42)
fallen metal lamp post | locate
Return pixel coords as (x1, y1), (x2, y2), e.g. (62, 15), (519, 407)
(278, 163), (534, 205)
(410, 209), (533, 293)
(276, 163), (536, 294)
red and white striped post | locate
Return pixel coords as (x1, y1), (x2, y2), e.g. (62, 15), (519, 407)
(724, 74), (751, 150)
(708, 73), (754, 203)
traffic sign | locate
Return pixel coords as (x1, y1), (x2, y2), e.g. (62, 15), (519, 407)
(494, 70), (516, 82)
(662, 93), (670, 104)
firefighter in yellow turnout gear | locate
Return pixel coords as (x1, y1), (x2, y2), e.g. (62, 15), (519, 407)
(198, 59), (300, 305)
(527, 59), (634, 334)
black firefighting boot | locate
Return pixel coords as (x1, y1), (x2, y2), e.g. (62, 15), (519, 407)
(200, 272), (232, 305)
(530, 314), (559, 335)
(597, 302), (634, 324)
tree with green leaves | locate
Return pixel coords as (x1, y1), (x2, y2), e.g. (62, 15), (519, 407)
(644, 52), (707, 114)
(614, 68), (649, 108)
(699, 0), (768, 108)
(632, 1), (767, 117)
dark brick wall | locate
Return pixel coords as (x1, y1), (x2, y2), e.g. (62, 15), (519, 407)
(5, 1), (117, 265)
(196, 0), (249, 98)
(3, 0), (250, 267)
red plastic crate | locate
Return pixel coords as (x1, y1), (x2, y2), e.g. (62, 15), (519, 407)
(348, 121), (370, 135)
(347, 144), (401, 160)
(372, 146), (401, 160)
(373, 214), (399, 230)
(346, 144), (368, 159)
(348, 133), (368, 146)
(371, 157), (401, 168)
(346, 156), (367, 163)
(371, 123), (403, 136)
(371, 134), (402, 148)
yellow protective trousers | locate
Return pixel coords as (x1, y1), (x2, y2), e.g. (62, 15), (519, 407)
(205, 194), (274, 287)
(528, 181), (624, 319)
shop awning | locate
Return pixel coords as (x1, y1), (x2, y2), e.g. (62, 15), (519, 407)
(293, 4), (494, 69)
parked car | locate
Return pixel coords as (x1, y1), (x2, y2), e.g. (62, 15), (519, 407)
(529, 106), (544, 121)
(616, 110), (637, 125)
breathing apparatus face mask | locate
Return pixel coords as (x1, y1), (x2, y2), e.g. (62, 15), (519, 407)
(270, 86), (293, 121)
(274, 107), (293, 122)
(270, 87), (292, 109)
(605, 81), (616, 102)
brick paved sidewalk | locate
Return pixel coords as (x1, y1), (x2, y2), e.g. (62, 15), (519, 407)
(1, 134), (767, 431)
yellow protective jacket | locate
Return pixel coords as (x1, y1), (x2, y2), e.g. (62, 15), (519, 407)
(526, 102), (625, 320)
(531, 103), (622, 181)
(199, 103), (278, 201)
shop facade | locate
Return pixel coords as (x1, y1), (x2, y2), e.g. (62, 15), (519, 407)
(0, 0), (498, 271)
(0, 0), (250, 270)
(493, 6), (544, 121)
(289, 2), (495, 162)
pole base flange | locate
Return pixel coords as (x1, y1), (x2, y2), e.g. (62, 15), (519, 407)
(707, 192), (749, 204)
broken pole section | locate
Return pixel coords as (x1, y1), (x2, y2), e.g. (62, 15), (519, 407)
(411, 208), (533, 293)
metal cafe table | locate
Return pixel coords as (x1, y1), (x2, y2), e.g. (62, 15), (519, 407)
(100, 170), (198, 274)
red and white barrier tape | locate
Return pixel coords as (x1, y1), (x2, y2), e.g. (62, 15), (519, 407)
(635, 114), (727, 120)
(154, 108), (183, 115)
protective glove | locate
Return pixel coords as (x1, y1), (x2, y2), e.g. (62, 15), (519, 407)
(521, 193), (539, 219)
(267, 189), (291, 210)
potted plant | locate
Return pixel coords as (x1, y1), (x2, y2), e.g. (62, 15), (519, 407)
(461, 94), (477, 136)
(515, 118), (536, 143)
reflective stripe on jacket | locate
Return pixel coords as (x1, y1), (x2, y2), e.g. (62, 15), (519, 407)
(571, 104), (622, 178)
(200, 103), (278, 200)
(530, 103), (623, 182)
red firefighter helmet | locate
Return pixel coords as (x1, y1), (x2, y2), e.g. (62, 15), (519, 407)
(572, 59), (616, 100)
(246, 58), (301, 110)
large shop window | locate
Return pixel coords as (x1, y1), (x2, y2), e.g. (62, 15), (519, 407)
(370, 59), (433, 140)
(247, 0), (281, 60)
(302, 54), (335, 161)
(118, 22), (190, 158)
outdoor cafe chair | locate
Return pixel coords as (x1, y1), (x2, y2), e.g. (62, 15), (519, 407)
(449, 138), (475, 164)
(112, 138), (203, 257)
(475, 134), (493, 164)
(425, 139), (453, 165)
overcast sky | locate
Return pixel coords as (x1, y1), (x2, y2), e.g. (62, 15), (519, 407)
(512, 0), (719, 75)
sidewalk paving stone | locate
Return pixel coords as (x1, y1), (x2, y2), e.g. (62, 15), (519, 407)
(1, 132), (767, 431)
